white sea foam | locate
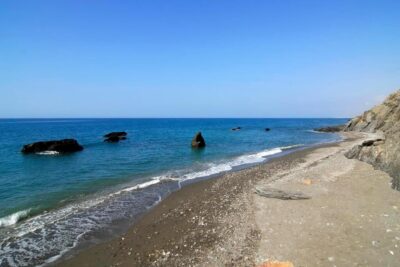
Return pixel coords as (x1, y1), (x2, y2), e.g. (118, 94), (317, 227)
(36, 151), (60, 155)
(182, 145), (301, 181)
(110, 145), (302, 186)
(307, 129), (324, 134)
(4, 145), (299, 232)
(280, 144), (304, 150)
(0, 144), (303, 266)
(0, 209), (31, 228)
(115, 179), (163, 194)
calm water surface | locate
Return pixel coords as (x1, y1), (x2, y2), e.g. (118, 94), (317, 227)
(0, 118), (346, 266)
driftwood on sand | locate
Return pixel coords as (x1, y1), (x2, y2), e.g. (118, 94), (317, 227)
(255, 186), (311, 200)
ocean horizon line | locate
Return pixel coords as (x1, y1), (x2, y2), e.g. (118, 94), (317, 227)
(0, 117), (350, 120)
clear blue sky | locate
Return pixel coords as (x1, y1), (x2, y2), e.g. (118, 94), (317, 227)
(1, 0), (399, 118)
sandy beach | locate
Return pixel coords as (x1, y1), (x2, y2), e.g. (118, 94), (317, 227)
(3, 2), (399, 266)
(56, 132), (400, 266)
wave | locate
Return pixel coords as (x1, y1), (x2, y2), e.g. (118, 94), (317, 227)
(112, 178), (166, 195)
(109, 145), (301, 195)
(306, 129), (326, 134)
(12, 144), (301, 227)
(36, 151), (60, 155)
(280, 144), (304, 150)
(0, 209), (31, 228)
(149, 145), (303, 183)
(0, 144), (302, 266)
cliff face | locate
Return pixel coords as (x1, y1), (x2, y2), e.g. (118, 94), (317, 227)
(344, 90), (400, 189)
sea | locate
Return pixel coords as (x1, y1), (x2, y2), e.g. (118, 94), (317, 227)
(0, 118), (347, 266)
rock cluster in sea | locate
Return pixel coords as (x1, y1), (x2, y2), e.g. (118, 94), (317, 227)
(344, 89), (400, 189)
(104, 131), (128, 142)
(21, 139), (84, 154)
(21, 124), (277, 155)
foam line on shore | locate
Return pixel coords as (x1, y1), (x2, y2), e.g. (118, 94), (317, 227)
(1, 145), (301, 229)
(108, 145), (301, 196)
(0, 144), (303, 266)
(0, 209), (31, 228)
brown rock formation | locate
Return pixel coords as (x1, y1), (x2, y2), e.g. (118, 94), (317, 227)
(314, 125), (345, 132)
(344, 89), (400, 189)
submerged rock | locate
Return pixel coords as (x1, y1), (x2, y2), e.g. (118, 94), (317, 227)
(104, 132), (127, 138)
(105, 136), (127, 142)
(104, 132), (127, 142)
(265, 128), (271, 132)
(21, 139), (84, 154)
(344, 89), (400, 189)
(191, 132), (206, 148)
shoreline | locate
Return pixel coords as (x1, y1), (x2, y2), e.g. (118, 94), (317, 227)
(0, 134), (342, 267)
(57, 131), (400, 266)
(54, 133), (360, 266)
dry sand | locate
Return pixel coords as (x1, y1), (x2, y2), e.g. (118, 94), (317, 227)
(56, 132), (400, 267)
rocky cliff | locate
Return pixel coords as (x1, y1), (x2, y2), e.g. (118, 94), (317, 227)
(344, 89), (400, 189)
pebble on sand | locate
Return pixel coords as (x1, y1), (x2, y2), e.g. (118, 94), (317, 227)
(258, 261), (294, 267)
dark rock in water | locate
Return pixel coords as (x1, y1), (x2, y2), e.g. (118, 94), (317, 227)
(104, 132), (127, 142)
(314, 125), (344, 132)
(232, 127), (242, 131)
(21, 139), (84, 154)
(265, 128), (271, 132)
(104, 132), (127, 138)
(104, 136), (127, 142)
(105, 136), (125, 142)
(344, 89), (400, 190)
(191, 132), (206, 148)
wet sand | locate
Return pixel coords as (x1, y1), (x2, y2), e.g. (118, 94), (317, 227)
(56, 132), (400, 266)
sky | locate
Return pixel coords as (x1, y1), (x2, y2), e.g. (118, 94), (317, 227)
(0, 0), (399, 118)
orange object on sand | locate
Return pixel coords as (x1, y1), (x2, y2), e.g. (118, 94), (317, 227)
(302, 178), (312, 185)
(258, 261), (294, 267)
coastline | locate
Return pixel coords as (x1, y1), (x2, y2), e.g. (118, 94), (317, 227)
(54, 131), (400, 266)
(47, 146), (322, 266)
(55, 142), (328, 266)
(0, 123), (345, 267)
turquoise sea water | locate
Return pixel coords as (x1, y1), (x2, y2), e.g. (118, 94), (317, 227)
(0, 118), (346, 266)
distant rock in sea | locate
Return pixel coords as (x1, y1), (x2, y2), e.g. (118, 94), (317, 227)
(104, 132), (127, 142)
(314, 125), (344, 132)
(265, 128), (271, 132)
(191, 132), (206, 148)
(232, 127), (242, 131)
(344, 89), (400, 189)
(21, 139), (84, 154)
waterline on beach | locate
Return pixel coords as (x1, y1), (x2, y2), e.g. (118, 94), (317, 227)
(0, 118), (347, 266)
(0, 144), (303, 266)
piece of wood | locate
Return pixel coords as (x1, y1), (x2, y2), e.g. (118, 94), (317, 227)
(255, 186), (311, 200)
